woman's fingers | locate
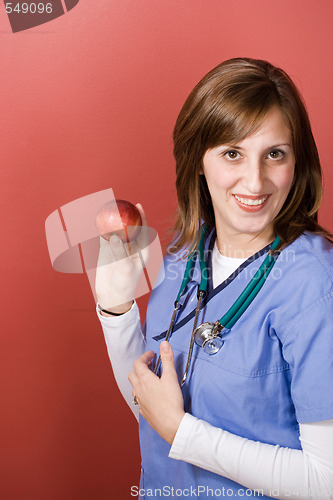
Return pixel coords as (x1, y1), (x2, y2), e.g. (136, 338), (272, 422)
(99, 235), (110, 248)
(128, 369), (139, 389)
(129, 350), (155, 400)
(109, 234), (137, 276)
(95, 204), (149, 310)
(135, 204), (150, 257)
(108, 234), (129, 260)
(136, 203), (147, 227)
(133, 350), (155, 375)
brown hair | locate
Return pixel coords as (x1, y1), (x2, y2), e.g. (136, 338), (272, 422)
(171, 57), (332, 256)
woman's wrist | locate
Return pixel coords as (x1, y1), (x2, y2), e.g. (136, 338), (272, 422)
(98, 301), (134, 317)
(166, 411), (186, 446)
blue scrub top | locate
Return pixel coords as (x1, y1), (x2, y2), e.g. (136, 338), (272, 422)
(139, 230), (333, 499)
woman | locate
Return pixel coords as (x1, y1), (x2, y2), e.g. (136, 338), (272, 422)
(95, 58), (333, 499)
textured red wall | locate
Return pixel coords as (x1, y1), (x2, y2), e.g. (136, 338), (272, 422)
(1, 1), (332, 499)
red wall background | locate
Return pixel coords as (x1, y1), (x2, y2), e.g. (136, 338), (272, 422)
(1, 1), (332, 499)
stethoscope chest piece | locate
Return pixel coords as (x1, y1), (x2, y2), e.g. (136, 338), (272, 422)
(194, 321), (224, 355)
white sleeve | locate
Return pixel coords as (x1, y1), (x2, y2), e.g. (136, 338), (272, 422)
(96, 301), (146, 422)
(169, 414), (333, 499)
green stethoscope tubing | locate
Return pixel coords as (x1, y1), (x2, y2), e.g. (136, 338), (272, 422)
(222, 236), (280, 328)
(154, 225), (281, 383)
(176, 224), (210, 301)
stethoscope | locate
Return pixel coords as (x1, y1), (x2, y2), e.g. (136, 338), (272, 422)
(154, 225), (281, 386)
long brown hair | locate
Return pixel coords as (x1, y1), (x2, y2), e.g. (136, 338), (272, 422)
(171, 57), (332, 256)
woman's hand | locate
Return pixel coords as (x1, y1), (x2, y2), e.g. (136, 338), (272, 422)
(128, 341), (186, 445)
(95, 203), (149, 313)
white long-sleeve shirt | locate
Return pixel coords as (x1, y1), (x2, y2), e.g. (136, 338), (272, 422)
(97, 241), (333, 499)
(98, 304), (333, 499)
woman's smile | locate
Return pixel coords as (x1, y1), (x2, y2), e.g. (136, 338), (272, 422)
(232, 193), (270, 211)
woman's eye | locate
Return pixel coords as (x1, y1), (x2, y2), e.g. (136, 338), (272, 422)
(267, 149), (284, 160)
(224, 150), (240, 160)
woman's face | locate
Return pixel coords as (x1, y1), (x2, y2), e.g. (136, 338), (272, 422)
(201, 106), (295, 247)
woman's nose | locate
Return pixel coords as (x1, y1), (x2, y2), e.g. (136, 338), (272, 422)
(244, 159), (265, 193)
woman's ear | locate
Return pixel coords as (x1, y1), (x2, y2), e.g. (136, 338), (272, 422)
(199, 151), (208, 175)
(199, 160), (204, 175)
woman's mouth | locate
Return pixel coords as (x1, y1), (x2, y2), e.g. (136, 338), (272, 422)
(233, 194), (270, 212)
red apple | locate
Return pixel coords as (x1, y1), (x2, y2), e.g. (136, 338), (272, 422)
(95, 199), (142, 243)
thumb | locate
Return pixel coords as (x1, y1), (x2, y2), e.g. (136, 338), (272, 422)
(109, 234), (129, 261)
(160, 341), (177, 379)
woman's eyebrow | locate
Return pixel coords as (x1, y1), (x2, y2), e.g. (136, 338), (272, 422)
(222, 143), (292, 150)
(268, 143), (292, 149)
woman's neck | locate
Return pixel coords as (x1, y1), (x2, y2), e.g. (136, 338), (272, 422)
(215, 226), (275, 258)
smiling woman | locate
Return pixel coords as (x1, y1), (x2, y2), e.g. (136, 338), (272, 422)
(95, 58), (333, 500)
(172, 59), (328, 260)
(201, 106), (295, 257)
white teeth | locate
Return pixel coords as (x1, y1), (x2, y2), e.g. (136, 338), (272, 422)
(234, 195), (268, 206)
